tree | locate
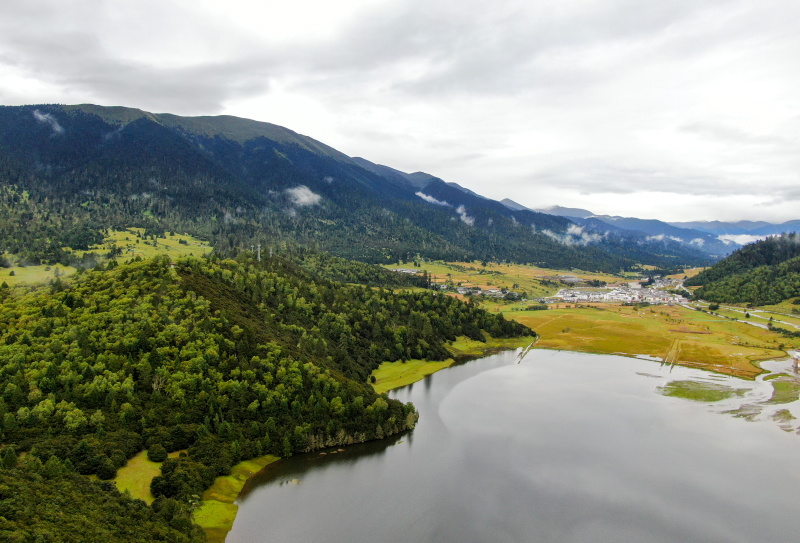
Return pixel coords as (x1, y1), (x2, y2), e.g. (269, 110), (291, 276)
(148, 444), (168, 462)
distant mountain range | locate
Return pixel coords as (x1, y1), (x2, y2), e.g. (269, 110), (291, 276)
(1, 103), (777, 273)
(500, 199), (800, 256)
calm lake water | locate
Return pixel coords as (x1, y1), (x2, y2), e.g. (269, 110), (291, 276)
(227, 349), (800, 543)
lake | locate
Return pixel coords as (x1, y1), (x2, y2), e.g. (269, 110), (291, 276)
(227, 349), (800, 543)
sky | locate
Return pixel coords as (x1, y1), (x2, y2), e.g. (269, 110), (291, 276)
(1, 0), (798, 223)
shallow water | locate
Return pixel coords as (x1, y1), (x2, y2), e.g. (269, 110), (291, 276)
(228, 350), (800, 543)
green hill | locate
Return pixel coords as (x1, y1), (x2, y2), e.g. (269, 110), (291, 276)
(686, 233), (800, 305)
(0, 253), (530, 539)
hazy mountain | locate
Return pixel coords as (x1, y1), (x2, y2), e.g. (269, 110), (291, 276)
(532, 205), (595, 219)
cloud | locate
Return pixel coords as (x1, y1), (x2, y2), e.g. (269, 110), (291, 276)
(566, 224), (584, 236)
(323, 176), (334, 183)
(33, 109), (63, 134)
(718, 234), (766, 246)
(456, 205), (474, 226)
(3, 1), (800, 221)
(542, 225), (602, 246)
(285, 185), (322, 206)
(416, 191), (450, 206)
(690, 238), (705, 247)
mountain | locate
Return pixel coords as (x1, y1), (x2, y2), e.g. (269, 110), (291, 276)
(531, 205), (595, 219)
(685, 232), (800, 305)
(668, 220), (800, 238)
(0, 103), (714, 272)
(503, 201), (735, 257)
(585, 215), (732, 257)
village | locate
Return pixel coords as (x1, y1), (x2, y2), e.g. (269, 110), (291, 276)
(397, 266), (693, 306)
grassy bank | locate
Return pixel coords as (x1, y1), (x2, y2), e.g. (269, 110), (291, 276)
(195, 455), (280, 543)
(111, 449), (279, 542)
(370, 334), (535, 394)
(371, 359), (455, 394)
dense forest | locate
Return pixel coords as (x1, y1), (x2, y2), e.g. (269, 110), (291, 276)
(0, 253), (531, 540)
(0, 104), (711, 272)
(687, 233), (800, 305)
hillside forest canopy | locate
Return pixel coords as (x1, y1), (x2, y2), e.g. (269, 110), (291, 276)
(0, 253), (531, 541)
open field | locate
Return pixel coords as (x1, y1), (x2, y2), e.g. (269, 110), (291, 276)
(2, 229), (210, 287)
(196, 455), (280, 543)
(668, 267), (705, 280)
(111, 449), (185, 504)
(95, 228), (211, 261)
(1, 261), (77, 287)
(504, 304), (799, 379)
(385, 260), (626, 298)
(693, 303), (800, 329)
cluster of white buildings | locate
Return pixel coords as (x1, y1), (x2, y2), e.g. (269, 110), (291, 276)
(551, 284), (686, 305)
(455, 286), (507, 298)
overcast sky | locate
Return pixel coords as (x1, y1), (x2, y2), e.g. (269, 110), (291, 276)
(1, 0), (798, 222)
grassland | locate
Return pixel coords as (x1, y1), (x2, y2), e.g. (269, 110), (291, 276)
(502, 304), (798, 379)
(385, 260), (623, 298)
(1, 262), (77, 287)
(2, 229), (210, 287)
(97, 228), (210, 261)
(195, 455), (280, 543)
(384, 259), (799, 379)
(111, 449), (185, 504)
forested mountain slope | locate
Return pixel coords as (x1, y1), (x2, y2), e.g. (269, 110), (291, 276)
(0, 104), (711, 271)
(0, 253), (530, 539)
(686, 233), (800, 304)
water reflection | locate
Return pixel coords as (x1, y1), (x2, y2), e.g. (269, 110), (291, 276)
(228, 350), (800, 543)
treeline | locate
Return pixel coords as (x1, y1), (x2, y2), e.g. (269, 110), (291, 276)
(0, 463), (204, 542)
(0, 254), (531, 528)
(687, 234), (800, 304)
(0, 186), (105, 266)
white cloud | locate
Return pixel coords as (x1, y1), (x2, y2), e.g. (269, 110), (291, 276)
(285, 185), (322, 206)
(456, 205), (474, 226)
(33, 109), (63, 134)
(718, 233), (766, 245)
(415, 191), (450, 206)
(542, 226), (601, 246)
(690, 238), (705, 246)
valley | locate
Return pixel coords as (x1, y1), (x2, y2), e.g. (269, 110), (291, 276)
(2, 103), (800, 543)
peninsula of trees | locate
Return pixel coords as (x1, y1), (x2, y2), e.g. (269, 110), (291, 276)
(0, 253), (531, 541)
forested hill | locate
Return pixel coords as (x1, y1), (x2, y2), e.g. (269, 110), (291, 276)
(0, 104), (711, 272)
(686, 233), (800, 304)
(0, 253), (531, 541)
